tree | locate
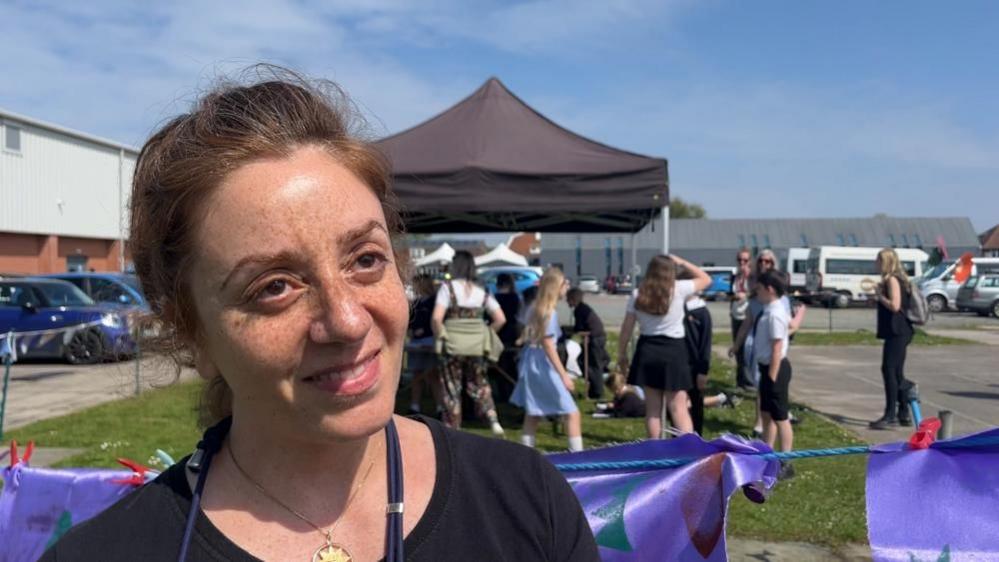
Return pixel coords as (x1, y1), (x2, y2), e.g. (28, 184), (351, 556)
(669, 197), (707, 219)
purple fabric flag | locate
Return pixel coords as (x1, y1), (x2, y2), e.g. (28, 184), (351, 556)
(549, 434), (780, 561)
(0, 462), (139, 562)
(867, 427), (999, 561)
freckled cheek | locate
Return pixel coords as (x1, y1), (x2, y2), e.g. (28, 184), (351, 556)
(216, 309), (309, 374)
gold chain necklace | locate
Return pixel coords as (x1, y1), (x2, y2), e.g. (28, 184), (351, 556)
(226, 443), (378, 562)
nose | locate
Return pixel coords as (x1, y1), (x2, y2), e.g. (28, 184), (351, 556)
(308, 281), (373, 345)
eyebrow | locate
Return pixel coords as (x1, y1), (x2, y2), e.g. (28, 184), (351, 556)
(218, 221), (388, 291)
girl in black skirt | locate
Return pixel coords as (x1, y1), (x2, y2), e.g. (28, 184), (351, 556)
(617, 254), (711, 438)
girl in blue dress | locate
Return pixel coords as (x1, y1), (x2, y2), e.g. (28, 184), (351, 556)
(511, 268), (583, 452)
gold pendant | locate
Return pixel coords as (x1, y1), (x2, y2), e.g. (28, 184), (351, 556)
(313, 542), (353, 562)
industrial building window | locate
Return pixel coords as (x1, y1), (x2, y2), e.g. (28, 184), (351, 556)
(849, 234), (859, 246)
(901, 234), (909, 247)
(800, 234), (808, 247)
(3, 123), (21, 152)
(738, 235), (746, 248)
(889, 234), (897, 246)
(836, 234), (845, 246)
(764, 234), (772, 248)
(913, 234), (923, 247)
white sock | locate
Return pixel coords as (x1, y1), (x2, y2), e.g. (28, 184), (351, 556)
(521, 434), (536, 448)
(716, 393), (727, 405)
(568, 436), (584, 452)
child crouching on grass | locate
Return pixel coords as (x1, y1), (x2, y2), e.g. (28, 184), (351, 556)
(753, 270), (795, 479)
(511, 268), (584, 452)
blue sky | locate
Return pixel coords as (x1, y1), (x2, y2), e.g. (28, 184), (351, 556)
(2, 0), (997, 231)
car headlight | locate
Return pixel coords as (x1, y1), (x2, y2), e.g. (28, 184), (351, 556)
(101, 313), (124, 329)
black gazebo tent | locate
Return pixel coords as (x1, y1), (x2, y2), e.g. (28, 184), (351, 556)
(377, 78), (668, 233)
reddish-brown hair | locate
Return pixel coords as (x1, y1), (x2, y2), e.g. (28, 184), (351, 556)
(634, 255), (677, 315)
(130, 66), (405, 424)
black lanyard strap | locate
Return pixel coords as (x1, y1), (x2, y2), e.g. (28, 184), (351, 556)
(178, 418), (405, 562)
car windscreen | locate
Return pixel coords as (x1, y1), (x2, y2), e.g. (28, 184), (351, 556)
(34, 282), (95, 306)
(120, 275), (144, 294)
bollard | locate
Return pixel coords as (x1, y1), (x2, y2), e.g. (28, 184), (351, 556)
(0, 330), (14, 440)
(938, 410), (954, 440)
(828, 305), (833, 333)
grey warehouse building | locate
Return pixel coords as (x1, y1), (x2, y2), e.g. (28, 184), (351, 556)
(541, 216), (981, 279)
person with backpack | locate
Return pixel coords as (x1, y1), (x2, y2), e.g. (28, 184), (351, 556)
(511, 268), (583, 451)
(432, 251), (507, 435)
(869, 248), (917, 429)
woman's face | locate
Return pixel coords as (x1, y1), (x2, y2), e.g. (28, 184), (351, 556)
(757, 255), (775, 272)
(188, 146), (408, 442)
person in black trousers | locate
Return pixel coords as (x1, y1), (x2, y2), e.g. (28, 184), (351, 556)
(492, 273), (523, 403)
(730, 248), (754, 390)
(684, 294), (712, 434)
(566, 288), (609, 399)
(870, 248), (916, 429)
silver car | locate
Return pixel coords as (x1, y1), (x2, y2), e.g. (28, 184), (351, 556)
(577, 275), (601, 294)
(956, 274), (999, 318)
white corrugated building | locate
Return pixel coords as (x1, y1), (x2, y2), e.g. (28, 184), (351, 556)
(0, 108), (137, 274)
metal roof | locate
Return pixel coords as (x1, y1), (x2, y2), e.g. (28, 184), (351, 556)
(544, 216), (981, 251)
(664, 217), (981, 250)
(0, 106), (140, 154)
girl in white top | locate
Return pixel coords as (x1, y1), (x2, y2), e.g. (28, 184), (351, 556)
(618, 254), (711, 438)
(431, 251), (507, 435)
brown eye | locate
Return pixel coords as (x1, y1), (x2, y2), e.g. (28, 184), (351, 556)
(356, 253), (386, 269)
(263, 279), (287, 296)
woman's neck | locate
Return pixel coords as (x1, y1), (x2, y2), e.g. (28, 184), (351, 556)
(220, 415), (385, 516)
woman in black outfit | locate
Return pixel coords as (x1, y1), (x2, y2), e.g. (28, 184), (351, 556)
(870, 248), (916, 430)
(41, 69), (598, 562)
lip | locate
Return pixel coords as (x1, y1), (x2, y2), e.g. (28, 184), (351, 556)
(303, 351), (382, 397)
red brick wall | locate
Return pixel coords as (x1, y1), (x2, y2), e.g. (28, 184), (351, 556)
(0, 232), (124, 274)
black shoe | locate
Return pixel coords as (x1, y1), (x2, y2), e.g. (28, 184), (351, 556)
(778, 461), (796, 481)
(897, 417), (913, 427)
(869, 416), (899, 430)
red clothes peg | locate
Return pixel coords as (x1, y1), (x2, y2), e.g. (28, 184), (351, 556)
(112, 458), (153, 487)
(909, 417), (942, 450)
(8, 440), (17, 467)
(23, 441), (34, 463)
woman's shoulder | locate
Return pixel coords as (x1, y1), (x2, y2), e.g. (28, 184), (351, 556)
(41, 463), (190, 560)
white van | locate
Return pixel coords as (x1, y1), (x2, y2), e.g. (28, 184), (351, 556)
(805, 246), (929, 308)
(786, 248), (810, 294)
(917, 257), (999, 312)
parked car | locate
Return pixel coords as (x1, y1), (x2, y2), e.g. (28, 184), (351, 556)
(956, 274), (999, 318)
(478, 266), (542, 295)
(38, 272), (149, 311)
(0, 279), (136, 363)
(613, 275), (634, 295)
(701, 267), (735, 300)
(918, 258), (999, 313)
(805, 246), (929, 308)
(576, 275), (601, 294)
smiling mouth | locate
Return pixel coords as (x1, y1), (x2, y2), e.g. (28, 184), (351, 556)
(303, 350), (382, 396)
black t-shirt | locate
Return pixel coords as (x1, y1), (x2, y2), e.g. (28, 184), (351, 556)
(493, 292), (522, 346)
(408, 296), (435, 340)
(571, 303), (605, 342)
(40, 417), (598, 562)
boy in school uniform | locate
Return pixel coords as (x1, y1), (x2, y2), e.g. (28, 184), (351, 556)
(753, 270), (795, 479)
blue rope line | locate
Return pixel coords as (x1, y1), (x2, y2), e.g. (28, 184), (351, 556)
(554, 435), (999, 473)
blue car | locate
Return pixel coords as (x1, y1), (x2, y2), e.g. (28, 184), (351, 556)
(38, 272), (149, 311)
(0, 279), (136, 363)
(477, 267), (542, 295)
